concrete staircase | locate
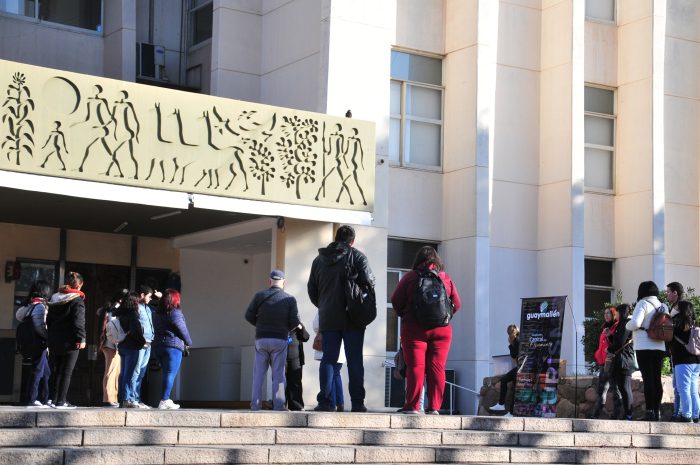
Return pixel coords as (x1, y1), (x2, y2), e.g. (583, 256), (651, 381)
(0, 407), (698, 465)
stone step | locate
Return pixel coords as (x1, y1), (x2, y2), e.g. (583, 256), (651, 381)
(2, 444), (699, 465)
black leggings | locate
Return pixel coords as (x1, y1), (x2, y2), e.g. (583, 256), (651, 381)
(499, 367), (517, 411)
(609, 369), (632, 417)
(49, 349), (79, 404)
(636, 350), (665, 411)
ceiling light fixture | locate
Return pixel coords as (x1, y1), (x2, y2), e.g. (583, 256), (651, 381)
(150, 211), (182, 221)
(113, 221), (128, 233)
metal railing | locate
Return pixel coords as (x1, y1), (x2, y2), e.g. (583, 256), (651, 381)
(445, 380), (480, 415)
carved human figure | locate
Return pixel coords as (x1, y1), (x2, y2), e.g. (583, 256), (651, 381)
(40, 121), (69, 170)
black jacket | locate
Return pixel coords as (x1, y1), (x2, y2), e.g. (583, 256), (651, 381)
(118, 310), (147, 350)
(47, 294), (86, 350)
(607, 317), (635, 375)
(670, 312), (700, 366)
(287, 325), (310, 370)
(245, 287), (301, 340)
(307, 241), (375, 331)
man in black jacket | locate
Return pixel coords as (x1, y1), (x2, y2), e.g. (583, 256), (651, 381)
(308, 225), (375, 412)
(245, 270), (301, 411)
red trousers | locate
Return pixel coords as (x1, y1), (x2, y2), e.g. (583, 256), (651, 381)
(400, 321), (452, 411)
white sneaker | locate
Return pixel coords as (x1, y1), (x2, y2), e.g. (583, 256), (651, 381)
(503, 412), (513, 417)
(136, 402), (151, 409)
(26, 400), (49, 408)
(158, 399), (180, 410)
(490, 403), (506, 411)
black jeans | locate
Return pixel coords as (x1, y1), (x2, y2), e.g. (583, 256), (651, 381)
(609, 369), (633, 417)
(27, 349), (51, 404)
(499, 367), (517, 412)
(285, 365), (304, 411)
(49, 348), (79, 404)
(636, 350), (665, 412)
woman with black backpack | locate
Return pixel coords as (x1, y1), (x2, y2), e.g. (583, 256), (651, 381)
(16, 280), (52, 407)
(607, 303), (635, 421)
(669, 300), (700, 422)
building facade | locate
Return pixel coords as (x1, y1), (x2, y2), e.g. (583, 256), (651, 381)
(0, 0), (697, 415)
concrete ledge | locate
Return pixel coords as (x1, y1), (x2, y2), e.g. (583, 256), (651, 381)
(518, 432), (574, 447)
(462, 416), (524, 431)
(125, 410), (220, 427)
(435, 446), (511, 463)
(575, 448), (637, 464)
(82, 427), (178, 445)
(221, 412), (307, 428)
(572, 419), (650, 433)
(0, 448), (63, 465)
(523, 417), (573, 432)
(637, 448), (700, 464)
(276, 428), (363, 445)
(363, 429), (441, 445)
(38, 410), (126, 427)
(390, 415), (461, 430)
(165, 446), (269, 464)
(309, 413), (390, 429)
(633, 434), (700, 449)
(0, 412), (36, 428)
(355, 445), (435, 463)
(269, 445), (355, 463)
(442, 430), (519, 446)
(649, 422), (700, 435)
(178, 428), (275, 445)
(0, 428), (82, 446)
(574, 432), (632, 447)
(64, 446), (165, 465)
(510, 447), (576, 463)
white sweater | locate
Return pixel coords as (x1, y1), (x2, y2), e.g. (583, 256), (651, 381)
(625, 296), (668, 352)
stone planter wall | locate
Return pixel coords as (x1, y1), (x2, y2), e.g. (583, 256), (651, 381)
(478, 373), (675, 419)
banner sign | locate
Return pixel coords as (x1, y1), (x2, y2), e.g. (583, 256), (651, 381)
(0, 59), (375, 211)
(513, 296), (566, 418)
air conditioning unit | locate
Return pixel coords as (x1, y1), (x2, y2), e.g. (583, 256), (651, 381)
(137, 43), (167, 81)
(384, 367), (456, 413)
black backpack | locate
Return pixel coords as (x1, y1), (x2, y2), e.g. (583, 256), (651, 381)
(344, 250), (377, 328)
(16, 304), (41, 357)
(413, 269), (454, 329)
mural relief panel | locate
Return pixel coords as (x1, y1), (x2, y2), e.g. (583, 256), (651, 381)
(0, 60), (375, 212)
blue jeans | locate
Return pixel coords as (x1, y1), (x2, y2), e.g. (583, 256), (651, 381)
(674, 363), (700, 419)
(328, 363), (344, 408)
(154, 347), (182, 401)
(27, 349), (51, 404)
(319, 329), (364, 408)
(251, 338), (288, 411)
(118, 347), (141, 402)
(132, 345), (151, 403)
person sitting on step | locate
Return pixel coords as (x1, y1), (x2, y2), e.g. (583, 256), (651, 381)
(490, 324), (520, 416)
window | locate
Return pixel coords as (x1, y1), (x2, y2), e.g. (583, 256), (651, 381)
(584, 86), (615, 191)
(390, 50), (443, 169)
(189, 0), (212, 46)
(584, 258), (613, 318)
(585, 0), (616, 23)
(386, 239), (440, 351)
(0, 0), (102, 32)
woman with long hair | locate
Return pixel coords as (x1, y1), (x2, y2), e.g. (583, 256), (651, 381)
(607, 303), (634, 420)
(590, 306), (621, 418)
(17, 280), (52, 407)
(152, 288), (192, 409)
(669, 300), (700, 422)
(97, 288), (128, 407)
(625, 281), (668, 421)
(47, 271), (86, 409)
(391, 246), (461, 414)
(117, 292), (147, 408)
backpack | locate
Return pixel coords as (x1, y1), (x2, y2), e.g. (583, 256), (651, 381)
(413, 268), (454, 330)
(344, 251), (377, 328)
(644, 300), (673, 342)
(15, 304), (42, 357)
(106, 317), (127, 345)
(675, 326), (700, 356)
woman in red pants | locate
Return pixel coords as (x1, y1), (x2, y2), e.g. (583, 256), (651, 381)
(391, 246), (461, 414)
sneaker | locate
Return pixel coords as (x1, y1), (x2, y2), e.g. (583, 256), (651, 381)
(490, 403), (506, 412)
(158, 399), (180, 410)
(503, 412), (513, 418)
(313, 404), (335, 412)
(122, 400), (140, 408)
(46, 400), (55, 408)
(425, 410), (440, 415)
(336, 404), (344, 413)
(54, 402), (77, 409)
(137, 402), (151, 409)
(26, 400), (49, 408)
(672, 415), (692, 423)
(693, 418), (699, 424)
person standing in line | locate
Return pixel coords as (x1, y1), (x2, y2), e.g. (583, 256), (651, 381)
(607, 304), (634, 421)
(47, 271), (87, 409)
(312, 311), (346, 412)
(669, 300), (700, 423)
(590, 306), (622, 419)
(17, 280), (52, 407)
(490, 324), (520, 417)
(285, 322), (309, 411)
(152, 288), (193, 410)
(131, 285), (158, 408)
(390, 246), (461, 415)
(245, 270), (301, 411)
(117, 292), (147, 408)
(308, 225), (375, 413)
(626, 281), (669, 421)
(666, 281), (684, 420)
(97, 289), (128, 408)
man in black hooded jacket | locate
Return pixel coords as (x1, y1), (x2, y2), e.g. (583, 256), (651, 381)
(308, 225), (375, 412)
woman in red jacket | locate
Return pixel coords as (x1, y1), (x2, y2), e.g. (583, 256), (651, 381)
(590, 305), (621, 418)
(391, 246), (461, 414)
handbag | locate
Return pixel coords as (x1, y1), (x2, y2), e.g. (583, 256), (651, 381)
(312, 333), (322, 351)
(344, 251), (377, 328)
(183, 346), (190, 357)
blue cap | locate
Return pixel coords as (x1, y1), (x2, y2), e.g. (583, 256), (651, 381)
(270, 269), (285, 280)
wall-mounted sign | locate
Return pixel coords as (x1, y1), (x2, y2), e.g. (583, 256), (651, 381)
(0, 59), (375, 212)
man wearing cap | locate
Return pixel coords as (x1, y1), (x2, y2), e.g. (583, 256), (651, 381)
(245, 270), (301, 411)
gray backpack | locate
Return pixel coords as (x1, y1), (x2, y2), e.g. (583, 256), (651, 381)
(675, 325), (700, 356)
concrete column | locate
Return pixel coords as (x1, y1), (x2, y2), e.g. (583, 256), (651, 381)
(103, 0), (136, 81)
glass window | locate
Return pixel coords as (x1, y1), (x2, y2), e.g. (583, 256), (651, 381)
(390, 50), (443, 169)
(0, 0), (101, 31)
(584, 258), (613, 318)
(584, 85), (615, 191)
(189, 0), (212, 46)
(586, 0), (615, 23)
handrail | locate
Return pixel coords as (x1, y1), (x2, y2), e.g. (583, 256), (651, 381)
(445, 380), (479, 416)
